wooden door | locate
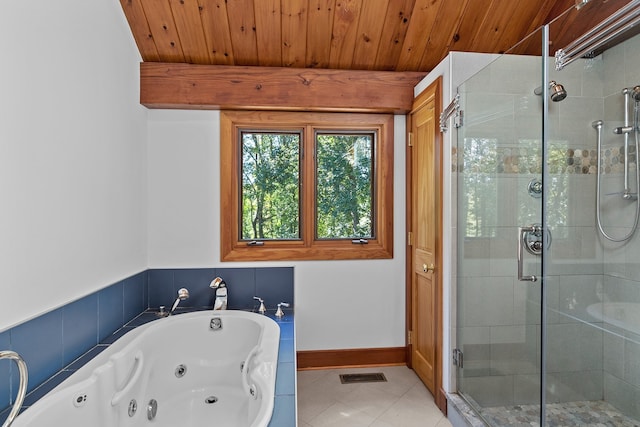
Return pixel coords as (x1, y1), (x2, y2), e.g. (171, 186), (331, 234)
(407, 78), (443, 407)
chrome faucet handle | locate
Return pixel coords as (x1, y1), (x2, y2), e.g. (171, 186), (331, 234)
(253, 296), (266, 314)
(275, 302), (290, 318)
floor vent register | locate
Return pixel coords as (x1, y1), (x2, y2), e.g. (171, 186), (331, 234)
(339, 373), (387, 384)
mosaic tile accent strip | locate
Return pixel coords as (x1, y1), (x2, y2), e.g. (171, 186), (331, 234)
(452, 145), (636, 175)
(480, 400), (640, 427)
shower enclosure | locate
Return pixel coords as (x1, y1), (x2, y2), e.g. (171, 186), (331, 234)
(455, 1), (640, 425)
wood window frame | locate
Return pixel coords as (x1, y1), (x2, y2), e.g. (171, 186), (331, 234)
(220, 110), (394, 262)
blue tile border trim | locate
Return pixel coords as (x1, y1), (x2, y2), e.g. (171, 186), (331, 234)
(0, 267), (296, 426)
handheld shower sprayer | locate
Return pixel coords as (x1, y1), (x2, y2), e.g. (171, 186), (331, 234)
(594, 85), (640, 242)
(168, 288), (190, 316)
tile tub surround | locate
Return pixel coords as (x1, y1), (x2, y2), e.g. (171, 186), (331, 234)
(0, 266), (295, 426)
(147, 267), (294, 312)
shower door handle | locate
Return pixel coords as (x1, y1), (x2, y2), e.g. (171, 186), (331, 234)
(518, 226), (538, 282)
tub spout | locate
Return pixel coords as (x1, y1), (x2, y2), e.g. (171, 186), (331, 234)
(210, 277), (227, 310)
(168, 288), (189, 316)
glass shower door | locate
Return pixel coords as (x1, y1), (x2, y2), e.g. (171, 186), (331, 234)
(542, 2), (640, 425)
(455, 27), (545, 425)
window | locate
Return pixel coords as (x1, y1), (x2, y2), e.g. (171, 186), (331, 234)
(221, 111), (393, 261)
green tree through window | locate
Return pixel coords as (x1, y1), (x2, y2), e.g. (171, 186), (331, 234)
(316, 133), (374, 239)
(241, 132), (300, 240)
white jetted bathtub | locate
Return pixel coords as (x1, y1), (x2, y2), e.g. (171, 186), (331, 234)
(12, 310), (280, 427)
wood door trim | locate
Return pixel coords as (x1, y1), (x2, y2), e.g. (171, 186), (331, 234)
(406, 77), (446, 413)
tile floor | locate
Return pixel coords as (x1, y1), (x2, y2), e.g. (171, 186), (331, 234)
(297, 365), (453, 427)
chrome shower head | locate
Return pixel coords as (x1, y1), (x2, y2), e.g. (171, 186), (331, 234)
(534, 80), (567, 102)
(549, 81), (567, 102)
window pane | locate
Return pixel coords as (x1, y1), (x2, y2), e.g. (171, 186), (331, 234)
(241, 131), (300, 240)
(316, 133), (374, 239)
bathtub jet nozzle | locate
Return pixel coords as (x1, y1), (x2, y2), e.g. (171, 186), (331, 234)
(168, 288), (190, 316)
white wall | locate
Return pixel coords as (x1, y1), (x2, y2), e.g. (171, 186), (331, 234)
(0, 1), (148, 330)
(147, 110), (407, 350)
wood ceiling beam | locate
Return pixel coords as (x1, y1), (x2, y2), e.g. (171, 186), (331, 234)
(140, 62), (427, 113)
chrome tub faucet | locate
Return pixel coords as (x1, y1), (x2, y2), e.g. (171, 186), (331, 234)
(210, 277), (227, 310)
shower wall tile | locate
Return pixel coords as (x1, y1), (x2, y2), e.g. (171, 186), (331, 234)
(558, 97), (605, 138)
(568, 175), (597, 227)
(513, 374), (540, 405)
(604, 92), (625, 123)
(546, 322), (603, 374)
(546, 323), (582, 373)
(489, 325), (538, 376)
(462, 277), (514, 327)
(513, 280), (536, 326)
(458, 326), (491, 345)
(599, 193), (638, 230)
(604, 332), (625, 380)
(578, 325), (604, 371)
(603, 41), (625, 97)
(457, 255), (491, 278)
(624, 339), (640, 387)
(546, 228), (602, 275)
(463, 375), (514, 407)
(604, 274), (639, 303)
(557, 275), (602, 322)
(624, 34), (640, 88)
(488, 254), (516, 278)
(544, 275), (561, 324)
(581, 56), (604, 98)
(604, 373), (640, 420)
(492, 54), (540, 96)
(546, 370), (603, 403)
(622, 228), (640, 280)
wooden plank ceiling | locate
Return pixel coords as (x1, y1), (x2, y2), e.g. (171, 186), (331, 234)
(119, 0), (603, 73)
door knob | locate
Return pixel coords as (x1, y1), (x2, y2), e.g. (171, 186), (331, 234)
(422, 263), (435, 273)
